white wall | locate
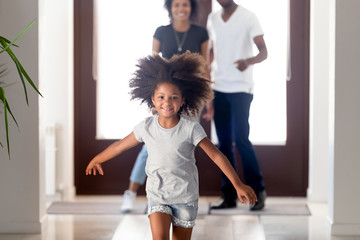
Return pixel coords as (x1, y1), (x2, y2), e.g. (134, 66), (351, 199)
(0, 0), (45, 233)
(40, 0), (75, 200)
(310, 0), (360, 235)
(0, 0), (74, 233)
(308, 0), (330, 202)
(328, 0), (360, 235)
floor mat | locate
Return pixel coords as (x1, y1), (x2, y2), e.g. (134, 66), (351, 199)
(47, 201), (310, 216)
(47, 201), (147, 215)
(210, 202), (311, 216)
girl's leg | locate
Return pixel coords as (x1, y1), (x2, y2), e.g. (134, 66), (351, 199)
(172, 226), (193, 240)
(149, 212), (172, 240)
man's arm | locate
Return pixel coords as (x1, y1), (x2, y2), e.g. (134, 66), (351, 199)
(234, 35), (268, 71)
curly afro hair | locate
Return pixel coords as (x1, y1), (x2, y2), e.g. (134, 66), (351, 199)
(129, 51), (213, 118)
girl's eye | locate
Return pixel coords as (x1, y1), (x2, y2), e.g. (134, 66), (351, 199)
(158, 96), (164, 99)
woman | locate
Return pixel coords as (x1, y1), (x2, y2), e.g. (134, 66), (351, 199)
(152, 0), (209, 60)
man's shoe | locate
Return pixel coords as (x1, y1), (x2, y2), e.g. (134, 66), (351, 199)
(210, 199), (237, 209)
(121, 190), (136, 213)
(250, 190), (266, 211)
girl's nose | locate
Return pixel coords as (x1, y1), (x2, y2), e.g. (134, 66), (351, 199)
(165, 99), (173, 105)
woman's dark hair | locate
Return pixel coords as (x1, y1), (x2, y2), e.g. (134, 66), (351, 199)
(129, 51), (213, 118)
(164, 0), (198, 21)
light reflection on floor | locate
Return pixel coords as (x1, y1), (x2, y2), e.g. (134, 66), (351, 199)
(0, 196), (358, 240)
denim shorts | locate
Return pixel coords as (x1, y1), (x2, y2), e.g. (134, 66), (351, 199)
(147, 198), (198, 228)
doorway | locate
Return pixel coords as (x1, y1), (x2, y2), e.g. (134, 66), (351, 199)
(74, 0), (309, 196)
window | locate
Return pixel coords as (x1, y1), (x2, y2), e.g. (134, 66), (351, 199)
(96, 0), (288, 144)
(95, 0), (168, 139)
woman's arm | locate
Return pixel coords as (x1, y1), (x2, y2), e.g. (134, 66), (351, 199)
(201, 40), (214, 121)
(152, 38), (161, 53)
(200, 40), (209, 61)
(85, 132), (140, 175)
(200, 40), (211, 80)
(198, 137), (257, 205)
(202, 39), (214, 121)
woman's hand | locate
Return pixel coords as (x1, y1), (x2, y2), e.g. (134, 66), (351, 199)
(236, 184), (258, 205)
(85, 160), (104, 176)
(202, 102), (214, 121)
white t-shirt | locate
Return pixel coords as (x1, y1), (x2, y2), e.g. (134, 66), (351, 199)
(133, 114), (207, 204)
(207, 5), (264, 93)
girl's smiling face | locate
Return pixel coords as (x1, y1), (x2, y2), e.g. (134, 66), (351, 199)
(152, 82), (184, 119)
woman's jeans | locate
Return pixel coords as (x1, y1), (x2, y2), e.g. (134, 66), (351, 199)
(213, 91), (265, 202)
(129, 144), (147, 184)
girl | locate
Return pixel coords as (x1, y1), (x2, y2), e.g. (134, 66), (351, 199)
(122, 0), (209, 212)
(85, 52), (257, 240)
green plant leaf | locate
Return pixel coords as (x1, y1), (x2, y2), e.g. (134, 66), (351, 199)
(19, 60), (43, 97)
(0, 19), (35, 54)
(0, 38), (29, 104)
(0, 87), (10, 158)
(0, 20), (40, 159)
(0, 38), (43, 105)
(0, 36), (19, 49)
(5, 101), (18, 127)
(14, 58), (29, 105)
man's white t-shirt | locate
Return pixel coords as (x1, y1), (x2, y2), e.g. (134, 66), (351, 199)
(133, 114), (207, 204)
(207, 5), (264, 94)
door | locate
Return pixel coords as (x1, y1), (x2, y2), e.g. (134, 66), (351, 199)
(74, 0), (309, 196)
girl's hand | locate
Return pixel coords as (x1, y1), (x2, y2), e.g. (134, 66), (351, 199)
(236, 184), (258, 205)
(85, 160), (104, 176)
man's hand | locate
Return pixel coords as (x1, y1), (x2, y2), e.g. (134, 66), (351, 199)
(234, 59), (250, 71)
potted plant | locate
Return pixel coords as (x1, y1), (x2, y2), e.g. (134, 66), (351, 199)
(0, 19), (42, 158)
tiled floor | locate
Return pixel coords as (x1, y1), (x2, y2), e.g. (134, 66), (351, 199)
(0, 196), (359, 240)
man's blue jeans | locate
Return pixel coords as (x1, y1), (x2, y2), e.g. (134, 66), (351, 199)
(213, 91), (265, 202)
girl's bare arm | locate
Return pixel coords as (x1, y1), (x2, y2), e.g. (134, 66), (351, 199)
(198, 137), (257, 205)
(85, 132), (140, 175)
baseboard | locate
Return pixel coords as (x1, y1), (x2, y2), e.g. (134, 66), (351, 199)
(0, 218), (45, 233)
(63, 185), (76, 201)
(327, 216), (360, 236)
(306, 188), (328, 203)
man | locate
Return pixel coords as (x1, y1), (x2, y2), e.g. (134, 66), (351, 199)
(204, 0), (268, 210)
